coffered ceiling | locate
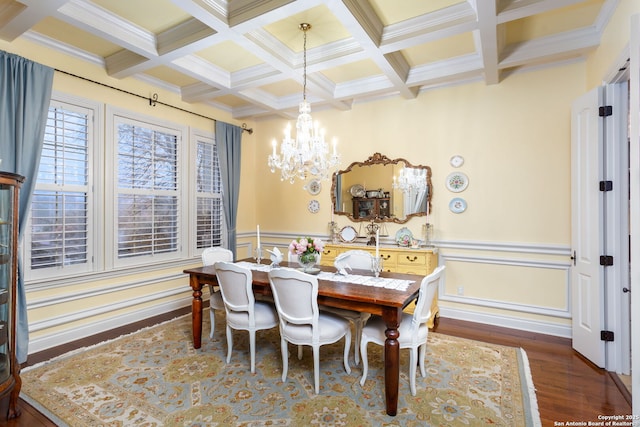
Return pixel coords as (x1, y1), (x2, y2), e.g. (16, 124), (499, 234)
(0, 0), (614, 120)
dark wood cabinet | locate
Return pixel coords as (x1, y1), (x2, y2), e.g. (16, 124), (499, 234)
(0, 172), (23, 420)
(352, 197), (391, 219)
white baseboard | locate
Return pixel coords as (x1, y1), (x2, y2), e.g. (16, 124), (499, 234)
(27, 297), (192, 355)
(439, 306), (572, 338)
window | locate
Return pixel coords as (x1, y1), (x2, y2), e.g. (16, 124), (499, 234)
(195, 135), (224, 249)
(26, 100), (95, 278)
(24, 97), (225, 283)
(115, 119), (180, 261)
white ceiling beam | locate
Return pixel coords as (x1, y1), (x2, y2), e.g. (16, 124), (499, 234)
(57, 0), (157, 57)
(499, 26), (600, 68)
(497, 0), (591, 23)
(336, 0), (418, 99)
(380, 2), (477, 52)
(0, 0), (67, 41)
(105, 19), (220, 78)
(473, 0), (501, 85)
(407, 54), (484, 87)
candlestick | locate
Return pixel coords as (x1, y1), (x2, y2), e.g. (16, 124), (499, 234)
(375, 229), (379, 258)
(331, 203), (334, 223)
(257, 225), (261, 248)
(425, 198), (429, 224)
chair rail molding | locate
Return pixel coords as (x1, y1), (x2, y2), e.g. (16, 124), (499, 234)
(432, 238), (571, 256)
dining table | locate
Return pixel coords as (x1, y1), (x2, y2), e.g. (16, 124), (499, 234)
(183, 259), (424, 416)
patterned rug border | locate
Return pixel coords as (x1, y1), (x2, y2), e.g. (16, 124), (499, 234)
(517, 347), (542, 426)
(20, 314), (542, 426)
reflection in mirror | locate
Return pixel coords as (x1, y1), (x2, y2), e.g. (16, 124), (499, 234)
(393, 168), (428, 215)
(331, 153), (432, 224)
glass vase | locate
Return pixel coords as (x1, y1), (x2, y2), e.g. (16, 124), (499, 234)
(298, 252), (319, 272)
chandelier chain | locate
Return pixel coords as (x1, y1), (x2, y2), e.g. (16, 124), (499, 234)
(302, 24), (308, 102)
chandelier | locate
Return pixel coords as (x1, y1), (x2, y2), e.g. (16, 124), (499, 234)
(268, 23), (340, 184)
(393, 167), (427, 193)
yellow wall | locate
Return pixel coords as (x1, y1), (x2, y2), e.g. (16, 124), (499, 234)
(1, 1), (638, 351)
(255, 62), (583, 331)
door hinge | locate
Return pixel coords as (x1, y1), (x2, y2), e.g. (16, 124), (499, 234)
(599, 105), (613, 116)
(601, 330), (614, 342)
(599, 181), (613, 191)
(600, 255), (614, 266)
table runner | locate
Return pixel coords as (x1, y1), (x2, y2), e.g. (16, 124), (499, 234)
(235, 261), (414, 291)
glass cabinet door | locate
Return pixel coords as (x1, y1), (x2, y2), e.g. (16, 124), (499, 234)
(0, 180), (16, 384)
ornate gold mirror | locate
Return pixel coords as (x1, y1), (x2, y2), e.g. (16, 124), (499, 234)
(331, 153), (432, 224)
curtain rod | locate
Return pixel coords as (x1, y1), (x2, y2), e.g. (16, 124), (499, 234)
(54, 68), (254, 134)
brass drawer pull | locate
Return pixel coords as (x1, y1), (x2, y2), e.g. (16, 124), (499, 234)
(382, 254), (391, 260)
(406, 255), (418, 262)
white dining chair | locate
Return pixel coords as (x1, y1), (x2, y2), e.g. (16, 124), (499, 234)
(338, 249), (374, 271)
(214, 261), (278, 373)
(268, 268), (352, 394)
(360, 265), (445, 396)
(201, 247), (234, 338)
(324, 249), (374, 365)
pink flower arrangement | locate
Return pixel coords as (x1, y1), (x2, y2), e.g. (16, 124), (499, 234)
(289, 236), (324, 257)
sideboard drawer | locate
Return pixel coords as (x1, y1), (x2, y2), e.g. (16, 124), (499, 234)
(321, 246), (341, 264)
(395, 265), (429, 276)
(378, 250), (397, 270)
(397, 252), (428, 267)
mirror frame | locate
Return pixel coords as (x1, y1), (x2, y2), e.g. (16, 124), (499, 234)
(331, 152), (432, 224)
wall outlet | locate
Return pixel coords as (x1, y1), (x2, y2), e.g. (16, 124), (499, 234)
(457, 286), (464, 296)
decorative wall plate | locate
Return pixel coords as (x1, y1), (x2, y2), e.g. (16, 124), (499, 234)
(339, 225), (358, 243)
(349, 184), (366, 198)
(446, 172), (469, 193)
(395, 227), (414, 247)
(450, 155), (464, 168)
(306, 179), (322, 195)
(307, 199), (320, 214)
(449, 197), (467, 213)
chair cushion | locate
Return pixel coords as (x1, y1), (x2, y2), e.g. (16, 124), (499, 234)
(282, 312), (350, 343)
(362, 314), (428, 346)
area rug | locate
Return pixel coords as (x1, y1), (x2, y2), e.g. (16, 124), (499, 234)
(20, 314), (541, 426)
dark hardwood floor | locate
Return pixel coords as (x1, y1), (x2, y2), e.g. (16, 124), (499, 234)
(0, 310), (631, 426)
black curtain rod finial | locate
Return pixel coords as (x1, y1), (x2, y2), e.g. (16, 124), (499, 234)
(242, 123), (253, 134)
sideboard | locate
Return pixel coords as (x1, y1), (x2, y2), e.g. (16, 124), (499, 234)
(320, 243), (439, 327)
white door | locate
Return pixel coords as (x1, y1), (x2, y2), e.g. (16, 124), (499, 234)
(571, 87), (606, 368)
(629, 13), (640, 416)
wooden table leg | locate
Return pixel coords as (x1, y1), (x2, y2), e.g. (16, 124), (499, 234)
(383, 307), (401, 416)
(189, 275), (203, 349)
(7, 370), (21, 419)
